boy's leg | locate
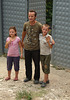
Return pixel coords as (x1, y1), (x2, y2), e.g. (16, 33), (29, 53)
(40, 55), (50, 87)
(43, 65), (49, 82)
(41, 65), (49, 88)
(43, 54), (51, 82)
(43, 73), (48, 83)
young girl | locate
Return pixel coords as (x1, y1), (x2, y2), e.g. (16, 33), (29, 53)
(5, 26), (23, 81)
(39, 24), (55, 87)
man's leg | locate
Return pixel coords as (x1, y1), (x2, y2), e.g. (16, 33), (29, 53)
(32, 50), (40, 81)
(24, 50), (32, 80)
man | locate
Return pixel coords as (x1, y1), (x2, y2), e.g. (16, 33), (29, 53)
(22, 10), (42, 84)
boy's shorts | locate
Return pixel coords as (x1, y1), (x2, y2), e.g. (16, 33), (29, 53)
(7, 56), (20, 71)
(40, 54), (51, 74)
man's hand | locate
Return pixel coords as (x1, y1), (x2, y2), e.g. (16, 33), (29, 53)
(22, 42), (24, 48)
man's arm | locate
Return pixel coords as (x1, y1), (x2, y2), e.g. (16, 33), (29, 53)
(19, 41), (23, 58)
(22, 31), (26, 47)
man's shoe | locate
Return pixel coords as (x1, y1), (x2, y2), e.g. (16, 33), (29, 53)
(41, 82), (46, 88)
(34, 80), (39, 84)
(24, 78), (31, 82)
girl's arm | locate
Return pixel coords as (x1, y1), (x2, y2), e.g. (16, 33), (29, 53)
(5, 40), (11, 49)
(19, 41), (23, 58)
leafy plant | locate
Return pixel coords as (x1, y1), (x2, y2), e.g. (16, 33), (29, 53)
(46, 0), (53, 26)
(16, 90), (32, 100)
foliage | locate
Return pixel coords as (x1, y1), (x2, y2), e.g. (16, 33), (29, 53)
(46, 0), (53, 26)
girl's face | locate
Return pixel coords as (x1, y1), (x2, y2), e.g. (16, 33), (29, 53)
(42, 26), (49, 36)
(9, 29), (16, 37)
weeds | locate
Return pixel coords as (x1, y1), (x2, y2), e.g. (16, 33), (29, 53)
(16, 90), (32, 100)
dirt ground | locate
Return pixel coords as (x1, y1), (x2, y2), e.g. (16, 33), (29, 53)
(0, 56), (70, 100)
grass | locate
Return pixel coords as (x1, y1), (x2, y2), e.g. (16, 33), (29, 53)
(51, 65), (65, 70)
(16, 89), (47, 100)
(32, 89), (47, 98)
(16, 90), (32, 100)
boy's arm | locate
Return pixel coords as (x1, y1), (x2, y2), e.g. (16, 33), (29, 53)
(19, 41), (23, 58)
(52, 39), (55, 45)
(47, 41), (53, 48)
(46, 36), (53, 48)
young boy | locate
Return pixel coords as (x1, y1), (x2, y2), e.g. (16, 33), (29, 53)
(39, 24), (55, 87)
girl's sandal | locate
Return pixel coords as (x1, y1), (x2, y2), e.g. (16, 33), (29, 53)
(5, 77), (10, 81)
(13, 78), (18, 81)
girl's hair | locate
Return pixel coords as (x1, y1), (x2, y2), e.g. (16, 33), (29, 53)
(29, 10), (37, 17)
(9, 26), (17, 37)
(42, 24), (50, 29)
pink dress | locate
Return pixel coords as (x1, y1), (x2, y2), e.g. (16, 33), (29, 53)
(6, 36), (21, 57)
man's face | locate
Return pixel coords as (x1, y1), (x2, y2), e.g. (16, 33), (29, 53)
(28, 12), (36, 22)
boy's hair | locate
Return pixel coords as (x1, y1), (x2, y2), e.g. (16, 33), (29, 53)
(9, 26), (17, 37)
(29, 10), (37, 17)
(42, 24), (50, 29)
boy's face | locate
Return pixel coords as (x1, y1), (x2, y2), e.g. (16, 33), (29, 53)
(42, 26), (49, 36)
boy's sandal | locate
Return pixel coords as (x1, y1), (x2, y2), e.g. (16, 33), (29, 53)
(39, 80), (49, 84)
(41, 82), (46, 88)
(46, 80), (49, 84)
(5, 77), (10, 81)
(13, 78), (18, 81)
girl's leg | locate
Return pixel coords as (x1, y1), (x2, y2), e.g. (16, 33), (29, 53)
(5, 56), (13, 81)
(5, 70), (11, 81)
(15, 71), (18, 79)
(8, 70), (11, 78)
(13, 57), (20, 81)
(14, 71), (19, 81)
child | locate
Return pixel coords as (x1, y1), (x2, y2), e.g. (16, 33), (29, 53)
(39, 24), (55, 87)
(5, 26), (23, 81)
